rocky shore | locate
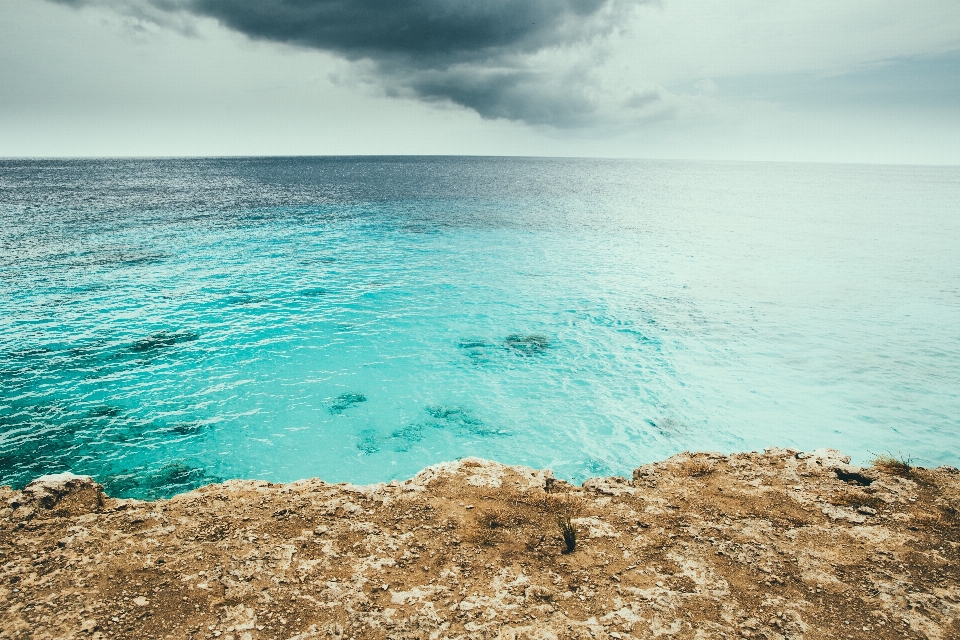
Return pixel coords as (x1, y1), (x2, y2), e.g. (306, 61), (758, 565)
(2, 448), (959, 640)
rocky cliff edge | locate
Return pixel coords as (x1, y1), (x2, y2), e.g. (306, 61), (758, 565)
(2, 448), (959, 640)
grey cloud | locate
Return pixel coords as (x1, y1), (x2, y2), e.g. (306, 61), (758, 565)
(50, 0), (653, 127)
(380, 65), (599, 127)
(191, 0), (612, 63)
(625, 90), (660, 109)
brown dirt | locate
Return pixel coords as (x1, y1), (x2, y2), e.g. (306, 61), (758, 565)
(2, 448), (959, 640)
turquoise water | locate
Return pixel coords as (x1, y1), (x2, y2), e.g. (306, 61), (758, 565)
(1, 157), (958, 498)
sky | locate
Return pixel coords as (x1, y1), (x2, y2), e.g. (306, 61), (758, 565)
(1, 0), (959, 163)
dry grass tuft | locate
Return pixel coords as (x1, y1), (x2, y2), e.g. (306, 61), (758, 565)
(912, 510), (943, 527)
(469, 528), (498, 547)
(829, 491), (885, 510)
(557, 514), (576, 554)
(466, 501), (530, 547)
(462, 490), (589, 554)
(871, 453), (913, 476)
(675, 459), (716, 477)
(477, 508), (510, 530)
(542, 494), (584, 554)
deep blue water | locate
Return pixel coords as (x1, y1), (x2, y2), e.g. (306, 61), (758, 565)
(1, 157), (958, 498)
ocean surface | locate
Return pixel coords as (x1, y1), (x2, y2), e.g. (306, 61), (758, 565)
(1, 157), (958, 499)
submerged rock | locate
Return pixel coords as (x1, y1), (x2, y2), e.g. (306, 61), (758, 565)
(130, 330), (199, 352)
(388, 423), (426, 452)
(86, 404), (122, 418)
(151, 461), (208, 488)
(504, 333), (550, 355)
(425, 404), (480, 424)
(102, 461), (216, 500)
(327, 392), (367, 414)
(457, 339), (493, 350)
(355, 429), (382, 454)
(424, 404), (503, 436)
(356, 405), (506, 454)
(3, 346), (54, 361)
(167, 421), (204, 436)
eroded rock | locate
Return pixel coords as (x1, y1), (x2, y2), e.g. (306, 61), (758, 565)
(2, 451), (958, 639)
(9, 471), (103, 518)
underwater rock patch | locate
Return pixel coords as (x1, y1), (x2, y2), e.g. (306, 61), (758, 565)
(223, 294), (268, 306)
(457, 338), (498, 364)
(327, 392), (367, 414)
(504, 333), (550, 355)
(425, 405), (482, 425)
(392, 423), (425, 440)
(102, 461), (217, 500)
(130, 330), (199, 353)
(457, 339), (493, 350)
(356, 430), (382, 454)
(357, 421), (429, 454)
(168, 422), (204, 436)
(0, 452), (22, 478)
(73, 248), (167, 269)
(298, 287), (329, 297)
(151, 461), (209, 489)
(5, 347), (53, 360)
(425, 405), (504, 436)
(357, 406), (506, 454)
(31, 402), (68, 418)
(115, 252), (167, 267)
(388, 423), (427, 452)
(0, 366), (30, 382)
(646, 416), (690, 436)
(86, 405), (121, 418)
(68, 341), (107, 358)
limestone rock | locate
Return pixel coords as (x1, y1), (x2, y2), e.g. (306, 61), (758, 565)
(3, 451), (958, 640)
(582, 476), (634, 496)
(10, 472), (103, 517)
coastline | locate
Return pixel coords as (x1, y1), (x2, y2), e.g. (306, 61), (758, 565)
(2, 449), (958, 639)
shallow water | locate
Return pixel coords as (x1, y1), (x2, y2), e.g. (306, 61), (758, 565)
(1, 157), (958, 498)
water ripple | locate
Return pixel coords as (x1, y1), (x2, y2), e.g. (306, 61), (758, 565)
(1, 158), (959, 497)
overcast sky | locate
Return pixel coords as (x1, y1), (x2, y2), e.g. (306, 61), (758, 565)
(1, 0), (959, 163)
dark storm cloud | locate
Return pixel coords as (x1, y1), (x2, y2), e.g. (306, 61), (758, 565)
(389, 65), (598, 127)
(50, 0), (654, 127)
(191, 0), (610, 62)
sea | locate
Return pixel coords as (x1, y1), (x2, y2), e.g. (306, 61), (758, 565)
(1, 157), (958, 499)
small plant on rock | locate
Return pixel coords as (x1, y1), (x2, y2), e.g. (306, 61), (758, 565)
(829, 491), (885, 510)
(469, 505), (525, 547)
(477, 508), (508, 530)
(871, 453), (913, 476)
(542, 494), (583, 554)
(557, 513), (577, 554)
(676, 458), (715, 477)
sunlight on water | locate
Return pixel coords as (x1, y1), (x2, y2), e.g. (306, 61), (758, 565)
(1, 158), (958, 498)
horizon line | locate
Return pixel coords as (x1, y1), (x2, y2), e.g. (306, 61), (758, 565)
(1, 153), (957, 169)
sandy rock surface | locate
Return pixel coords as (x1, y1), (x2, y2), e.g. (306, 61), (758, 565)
(2, 449), (959, 640)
